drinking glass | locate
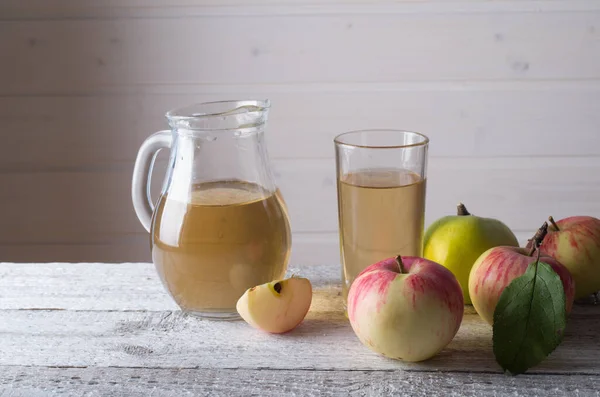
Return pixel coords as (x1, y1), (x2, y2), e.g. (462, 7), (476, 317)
(334, 130), (429, 302)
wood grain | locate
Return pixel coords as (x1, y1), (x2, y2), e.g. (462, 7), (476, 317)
(0, 233), (341, 265)
(1, 88), (599, 169)
(0, 157), (598, 245)
(0, 263), (599, 375)
(0, 230), (533, 265)
(0, 262), (335, 311)
(2, 366), (600, 397)
(2, 12), (599, 95)
(2, 262), (600, 396)
(1, 302), (598, 373)
(3, 0), (600, 20)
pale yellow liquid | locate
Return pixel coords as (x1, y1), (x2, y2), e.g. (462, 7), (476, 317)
(338, 169), (426, 300)
(151, 181), (291, 315)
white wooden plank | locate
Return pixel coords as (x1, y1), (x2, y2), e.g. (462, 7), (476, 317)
(2, 0), (599, 20)
(0, 242), (153, 264)
(0, 229), (338, 264)
(1, 88), (599, 168)
(0, 290), (598, 373)
(0, 157), (598, 252)
(1, 366), (599, 397)
(247, 156), (600, 235)
(0, 231), (535, 265)
(0, 262), (334, 311)
(0, 236), (341, 265)
(1, 12), (599, 94)
(0, 263), (598, 374)
(0, 262), (174, 311)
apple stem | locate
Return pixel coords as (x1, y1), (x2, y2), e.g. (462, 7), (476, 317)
(528, 221), (549, 256)
(395, 255), (406, 274)
(548, 216), (560, 231)
(457, 203), (471, 216)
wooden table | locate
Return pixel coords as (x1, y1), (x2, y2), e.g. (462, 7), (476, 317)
(1, 263), (599, 396)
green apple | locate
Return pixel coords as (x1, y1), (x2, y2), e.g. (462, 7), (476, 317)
(423, 203), (519, 304)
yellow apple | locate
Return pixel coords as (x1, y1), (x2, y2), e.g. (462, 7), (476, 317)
(236, 277), (312, 333)
(423, 203), (519, 304)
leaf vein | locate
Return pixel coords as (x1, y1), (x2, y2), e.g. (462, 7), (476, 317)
(508, 261), (539, 371)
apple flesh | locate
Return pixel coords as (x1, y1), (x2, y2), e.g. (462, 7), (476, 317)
(469, 246), (575, 325)
(537, 216), (600, 299)
(348, 256), (464, 362)
(236, 277), (312, 333)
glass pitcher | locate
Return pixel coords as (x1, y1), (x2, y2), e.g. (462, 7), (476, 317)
(132, 100), (291, 319)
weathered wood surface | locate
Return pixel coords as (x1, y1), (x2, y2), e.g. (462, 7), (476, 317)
(1, 262), (600, 397)
(0, 262), (338, 310)
(2, 302), (599, 375)
(1, 367), (599, 397)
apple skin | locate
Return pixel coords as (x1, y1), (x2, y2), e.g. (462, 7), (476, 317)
(537, 216), (600, 299)
(423, 208), (519, 305)
(347, 256), (464, 362)
(469, 246), (575, 325)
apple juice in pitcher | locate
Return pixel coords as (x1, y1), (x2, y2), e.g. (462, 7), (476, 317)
(152, 180), (291, 313)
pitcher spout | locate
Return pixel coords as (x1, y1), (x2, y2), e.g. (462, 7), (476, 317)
(166, 99), (270, 132)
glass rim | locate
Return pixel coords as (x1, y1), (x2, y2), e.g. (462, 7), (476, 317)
(334, 129), (430, 149)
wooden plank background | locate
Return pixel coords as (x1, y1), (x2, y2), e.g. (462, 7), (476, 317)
(1, 0), (599, 263)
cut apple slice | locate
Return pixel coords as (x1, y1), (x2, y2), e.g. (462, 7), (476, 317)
(236, 277), (312, 333)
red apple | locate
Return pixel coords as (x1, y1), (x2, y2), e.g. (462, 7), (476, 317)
(348, 256), (464, 362)
(538, 216), (600, 299)
(469, 246), (575, 325)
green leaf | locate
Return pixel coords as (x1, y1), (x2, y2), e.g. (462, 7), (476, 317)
(493, 261), (567, 375)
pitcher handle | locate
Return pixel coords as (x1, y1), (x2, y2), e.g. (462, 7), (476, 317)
(132, 130), (172, 232)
